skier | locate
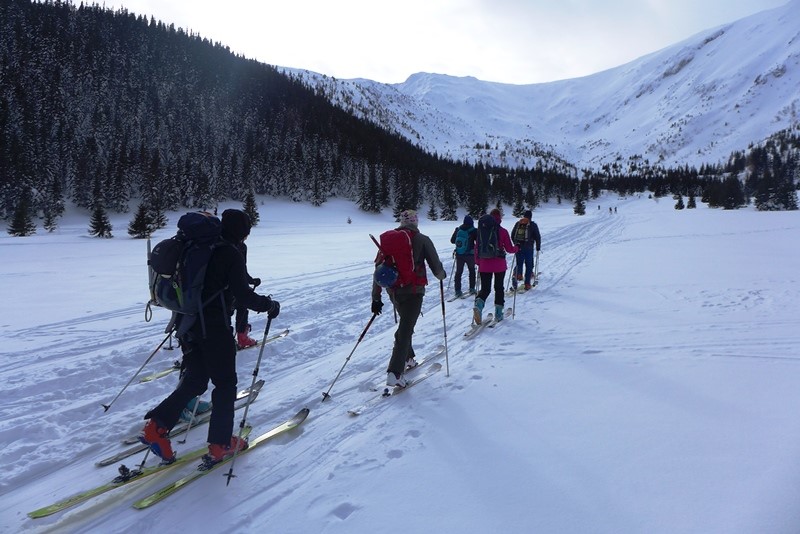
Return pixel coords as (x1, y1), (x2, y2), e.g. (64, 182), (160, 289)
(232, 233), (262, 350)
(371, 210), (446, 388)
(474, 208), (518, 324)
(139, 209), (280, 465)
(510, 210), (541, 290)
(449, 215), (477, 298)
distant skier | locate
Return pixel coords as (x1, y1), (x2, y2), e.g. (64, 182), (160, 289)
(474, 208), (518, 324)
(449, 215), (477, 298)
(510, 210), (541, 290)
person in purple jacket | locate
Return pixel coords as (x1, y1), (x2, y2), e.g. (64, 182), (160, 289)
(474, 208), (518, 324)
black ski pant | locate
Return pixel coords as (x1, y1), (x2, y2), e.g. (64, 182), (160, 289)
(477, 271), (506, 307)
(453, 253), (476, 293)
(387, 292), (423, 377)
(235, 306), (249, 334)
(145, 323), (238, 445)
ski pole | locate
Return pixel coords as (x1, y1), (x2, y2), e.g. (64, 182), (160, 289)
(439, 280), (450, 377)
(177, 395), (205, 444)
(512, 271), (518, 319)
(534, 249), (540, 286)
(225, 316), (273, 486)
(101, 331), (173, 412)
(446, 250), (455, 291)
(506, 255), (517, 293)
(321, 313), (378, 402)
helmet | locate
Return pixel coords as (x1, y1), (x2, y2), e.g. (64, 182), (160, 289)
(374, 264), (398, 288)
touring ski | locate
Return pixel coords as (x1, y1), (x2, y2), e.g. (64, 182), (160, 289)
(464, 313), (493, 339)
(237, 328), (290, 351)
(406, 345), (445, 370)
(348, 363), (443, 416)
(139, 329), (289, 383)
(107, 380), (264, 463)
(132, 407), (310, 510)
(138, 360), (181, 383)
(446, 293), (474, 303)
(487, 308), (514, 328)
(28, 427), (254, 519)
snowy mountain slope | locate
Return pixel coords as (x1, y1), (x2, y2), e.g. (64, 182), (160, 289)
(286, 0), (800, 171)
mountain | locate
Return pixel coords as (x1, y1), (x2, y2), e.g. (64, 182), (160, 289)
(286, 0), (800, 171)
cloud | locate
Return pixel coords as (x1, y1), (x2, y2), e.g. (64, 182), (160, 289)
(105, 0), (788, 84)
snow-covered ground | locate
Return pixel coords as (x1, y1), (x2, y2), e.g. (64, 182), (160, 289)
(2, 195), (799, 533)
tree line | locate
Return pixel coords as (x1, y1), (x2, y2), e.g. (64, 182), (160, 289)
(2, 0), (797, 237)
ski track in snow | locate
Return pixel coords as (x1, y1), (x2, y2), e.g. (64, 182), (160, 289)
(3, 204), (624, 500)
(5, 196), (800, 533)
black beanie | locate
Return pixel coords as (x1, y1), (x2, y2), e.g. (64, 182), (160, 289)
(221, 209), (251, 242)
(524, 210), (532, 219)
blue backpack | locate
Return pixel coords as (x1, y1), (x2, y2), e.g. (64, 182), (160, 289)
(148, 212), (226, 334)
(454, 227), (474, 255)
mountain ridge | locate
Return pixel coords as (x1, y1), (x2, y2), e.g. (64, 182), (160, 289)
(286, 1), (799, 172)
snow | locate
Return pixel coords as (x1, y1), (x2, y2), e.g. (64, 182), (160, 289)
(286, 0), (800, 171)
(2, 196), (800, 533)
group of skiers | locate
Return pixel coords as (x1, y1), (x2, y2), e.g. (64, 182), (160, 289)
(372, 208), (541, 388)
(139, 206), (540, 468)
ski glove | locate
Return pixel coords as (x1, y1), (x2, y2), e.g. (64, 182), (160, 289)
(371, 300), (383, 315)
(267, 299), (281, 319)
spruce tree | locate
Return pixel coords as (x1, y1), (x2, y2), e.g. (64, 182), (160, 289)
(427, 203), (438, 221)
(243, 189), (260, 226)
(674, 195), (685, 210)
(573, 186), (586, 215)
(687, 195), (697, 209)
(128, 202), (154, 238)
(8, 193), (36, 237)
(89, 204), (113, 238)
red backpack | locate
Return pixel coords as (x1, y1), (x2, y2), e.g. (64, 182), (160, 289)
(372, 228), (426, 289)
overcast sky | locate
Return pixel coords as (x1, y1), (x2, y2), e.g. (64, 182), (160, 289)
(102, 0), (788, 85)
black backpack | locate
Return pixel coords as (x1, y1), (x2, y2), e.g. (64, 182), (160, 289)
(148, 212), (227, 334)
(477, 214), (503, 259)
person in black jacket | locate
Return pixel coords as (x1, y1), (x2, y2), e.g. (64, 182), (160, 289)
(140, 209), (280, 466)
(233, 238), (262, 349)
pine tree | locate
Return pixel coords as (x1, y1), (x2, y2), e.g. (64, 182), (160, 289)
(243, 189), (260, 226)
(674, 195), (685, 210)
(426, 203), (438, 221)
(573, 184), (586, 215)
(89, 205), (113, 238)
(687, 195), (697, 209)
(128, 202), (155, 238)
(7, 192), (37, 237)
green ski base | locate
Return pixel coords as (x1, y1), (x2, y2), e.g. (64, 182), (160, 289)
(132, 408), (310, 510)
(28, 427), (253, 519)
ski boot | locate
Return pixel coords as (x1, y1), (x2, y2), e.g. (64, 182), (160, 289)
(473, 297), (485, 325)
(202, 436), (249, 468)
(139, 420), (176, 464)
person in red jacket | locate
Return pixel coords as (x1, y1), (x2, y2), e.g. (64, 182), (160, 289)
(474, 208), (518, 323)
